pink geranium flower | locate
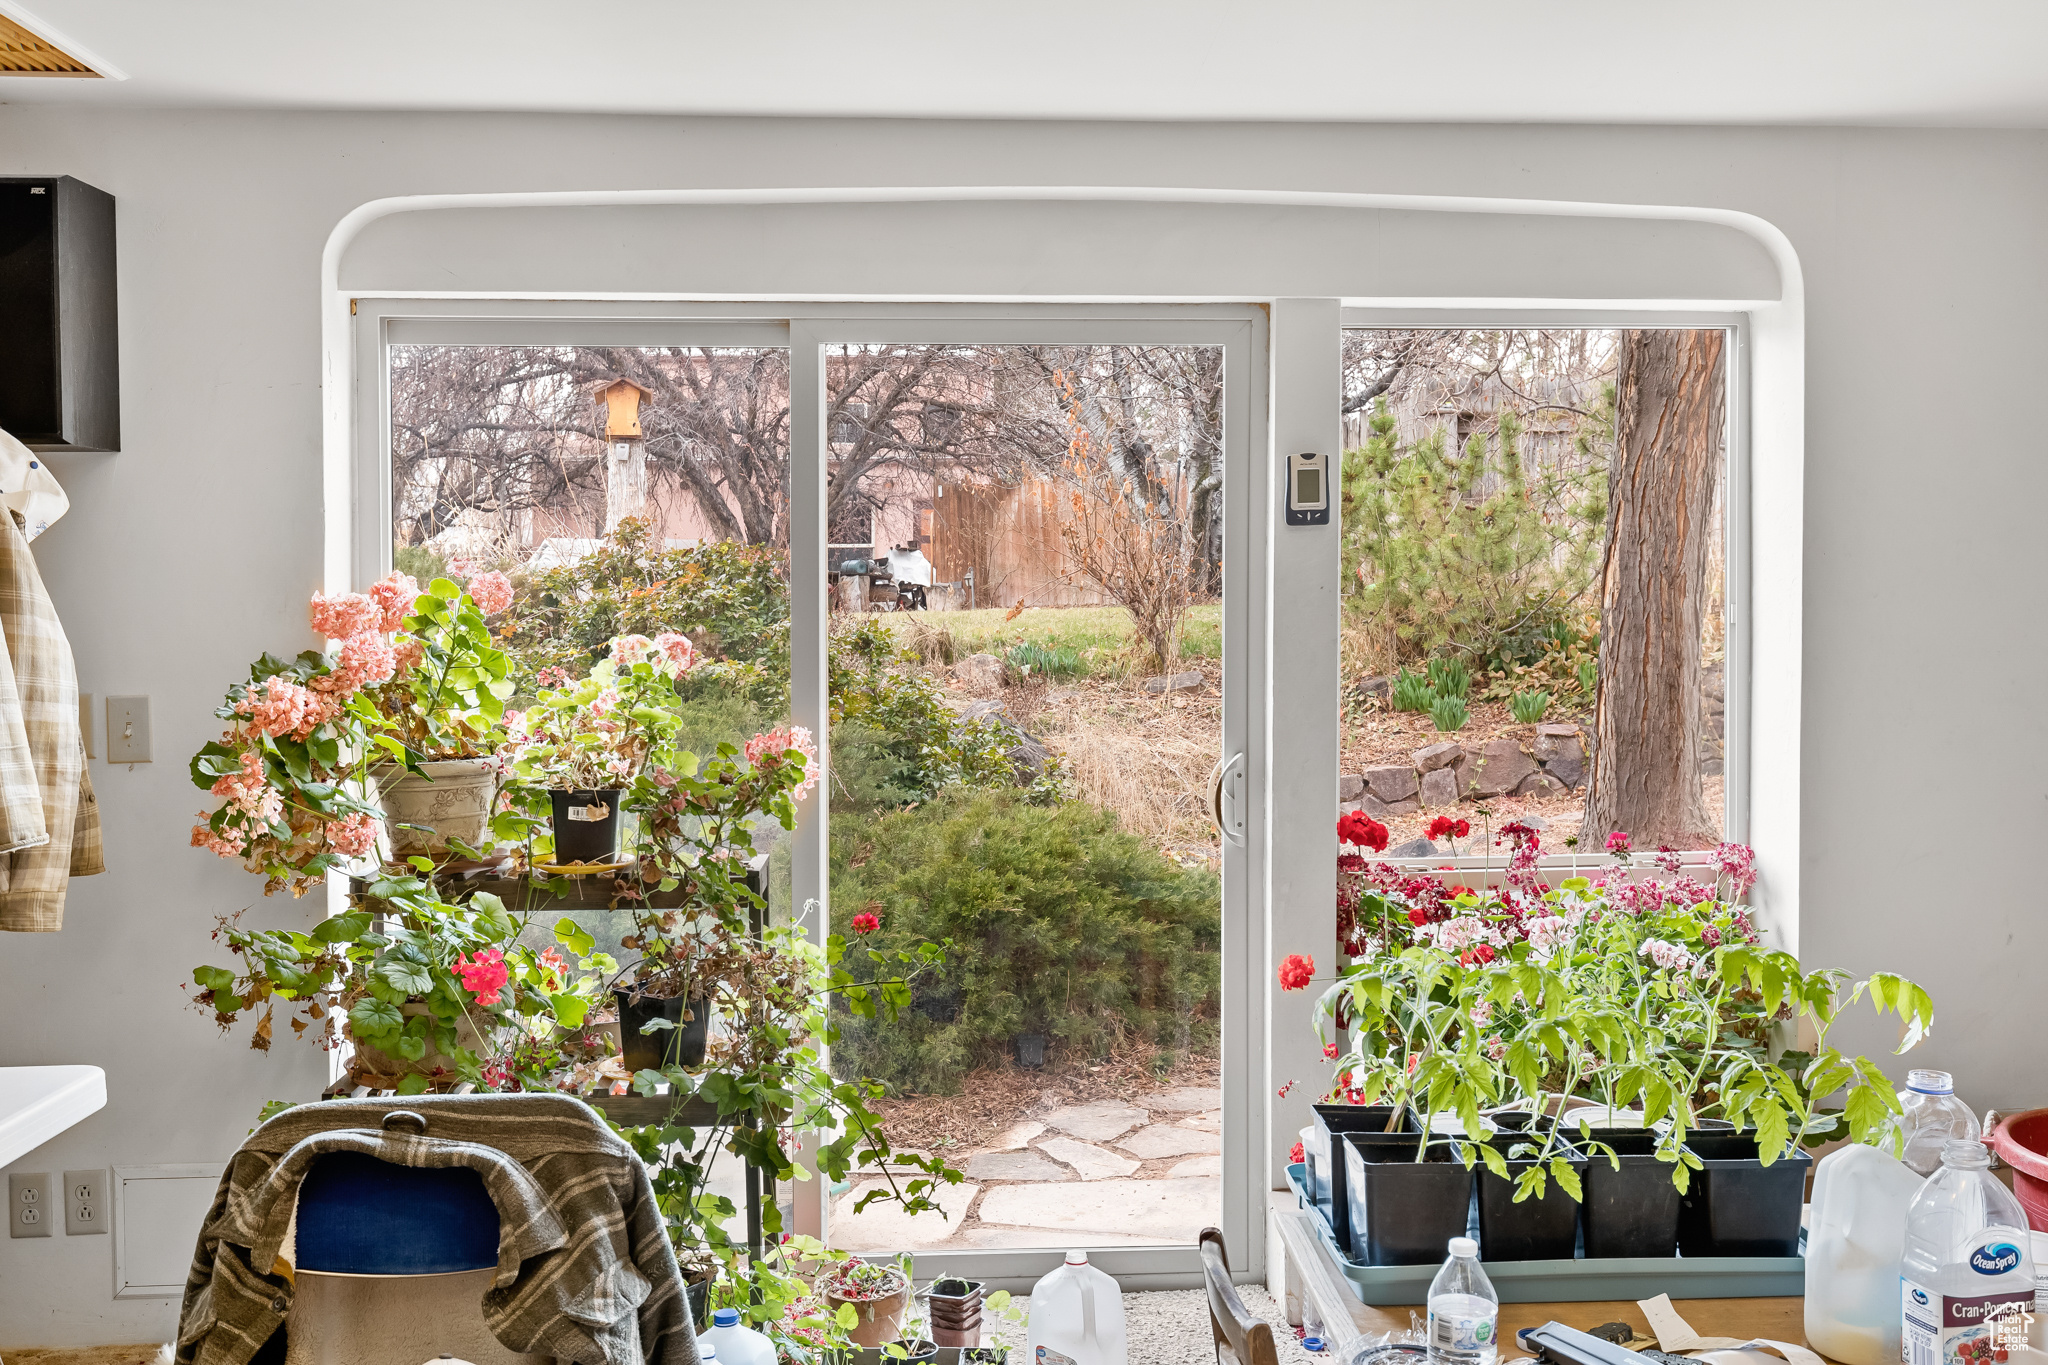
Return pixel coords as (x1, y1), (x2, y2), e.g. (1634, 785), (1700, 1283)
(454, 948), (511, 1006)
(653, 631), (698, 672)
(323, 812), (378, 857)
(309, 591), (383, 641)
(744, 725), (820, 799)
(467, 571), (514, 616)
(367, 573), (420, 633)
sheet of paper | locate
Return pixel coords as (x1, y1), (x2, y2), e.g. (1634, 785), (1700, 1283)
(1637, 1294), (1752, 1352)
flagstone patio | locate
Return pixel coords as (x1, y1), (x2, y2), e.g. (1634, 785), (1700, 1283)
(829, 1085), (1224, 1251)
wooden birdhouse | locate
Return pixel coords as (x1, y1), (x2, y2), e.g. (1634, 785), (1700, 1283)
(593, 378), (651, 439)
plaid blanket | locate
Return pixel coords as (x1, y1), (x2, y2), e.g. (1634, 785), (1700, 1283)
(0, 505), (103, 930)
(175, 1093), (700, 1365)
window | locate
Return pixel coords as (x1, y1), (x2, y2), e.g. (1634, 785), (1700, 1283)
(1335, 324), (1737, 863)
(360, 302), (1263, 1287)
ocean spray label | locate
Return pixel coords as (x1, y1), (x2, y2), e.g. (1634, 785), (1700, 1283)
(1901, 1278), (2032, 1365)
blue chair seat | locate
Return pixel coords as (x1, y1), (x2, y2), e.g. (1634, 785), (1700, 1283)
(296, 1150), (501, 1275)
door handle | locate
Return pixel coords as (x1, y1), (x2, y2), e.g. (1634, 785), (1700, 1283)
(1210, 752), (1246, 847)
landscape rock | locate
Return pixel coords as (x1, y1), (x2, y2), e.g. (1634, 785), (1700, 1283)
(1040, 1100), (1149, 1143)
(1040, 1136), (1139, 1181)
(1701, 758), (1725, 776)
(1540, 749), (1586, 789)
(1117, 1123), (1223, 1160)
(829, 1179), (980, 1251)
(963, 1149), (1071, 1182)
(957, 653), (1007, 692)
(1516, 772), (1566, 797)
(1364, 765), (1420, 804)
(975, 1177), (1219, 1243)
(1354, 675), (1394, 703)
(1008, 733), (1053, 780)
(1419, 766), (1460, 808)
(1536, 723), (1581, 738)
(1412, 741), (1463, 773)
(958, 698), (1013, 725)
(1453, 738), (1539, 798)
(988, 1121), (1046, 1150)
(1169, 1155), (1224, 1178)
(1141, 670), (1205, 694)
(1385, 837), (1437, 859)
(1337, 773), (1365, 802)
(1355, 793), (1419, 820)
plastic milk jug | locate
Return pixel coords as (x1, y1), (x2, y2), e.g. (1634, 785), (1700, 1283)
(1805, 1142), (1928, 1364)
(702, 1308), (775, 1365)
(1902, 1140), (2037, 1365)
(1026, 1250), (1128, 1365)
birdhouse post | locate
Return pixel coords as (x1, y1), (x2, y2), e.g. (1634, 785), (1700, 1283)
(596, 378), (652, 532)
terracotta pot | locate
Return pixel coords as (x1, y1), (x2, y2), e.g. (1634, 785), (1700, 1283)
(371, 758), (498, 854)
(824, 1274), (911, 1348)
(1989, 1108), (2048, 1231)
(348, 1001), (487, 1087)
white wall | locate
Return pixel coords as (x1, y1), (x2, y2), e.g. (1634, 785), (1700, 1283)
(0, 109), (2041, 1345)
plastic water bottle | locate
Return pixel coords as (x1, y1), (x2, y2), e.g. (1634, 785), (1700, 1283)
(1897, 1071), (1982, 1177)
(1427, 1237), (1498, 1365)
(702, 1308), (775, 1365)
(1901, 1139), (2036, 1365)
(1026, 1250), (1128, 1365)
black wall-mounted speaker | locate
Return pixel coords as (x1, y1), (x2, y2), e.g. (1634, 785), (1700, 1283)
(0, 176), (119, 453)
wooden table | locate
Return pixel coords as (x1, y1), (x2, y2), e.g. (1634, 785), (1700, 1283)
(1269, 1199), (1824, 1360)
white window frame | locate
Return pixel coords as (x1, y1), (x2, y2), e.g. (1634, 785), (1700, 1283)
(351, 297), (1269, 1290)
(1336, 307), (1751, 868)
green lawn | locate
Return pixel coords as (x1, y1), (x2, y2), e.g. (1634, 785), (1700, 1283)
(887, 603), (1221, 675)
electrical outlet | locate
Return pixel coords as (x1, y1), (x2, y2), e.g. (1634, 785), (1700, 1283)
(63, 1168), (106, 1236)
(8, 1171), (53, 1238)
(106, 695), (151, 763)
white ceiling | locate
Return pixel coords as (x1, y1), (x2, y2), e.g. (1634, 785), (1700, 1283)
(4, 0), (2046, 128)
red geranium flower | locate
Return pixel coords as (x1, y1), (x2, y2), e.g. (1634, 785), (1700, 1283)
(1290, 1140), (1306, 1164)
(1407, 906), (1429, 927)
(1425, 815), (1472, 842)
(1322, 1041), (1340, 1059)
(1278, 953), (1315, 991)
(851, 912), (880, 935)
(1337, 811), (1390, 853)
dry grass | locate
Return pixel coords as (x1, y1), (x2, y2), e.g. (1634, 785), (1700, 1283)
(871, 1042), (1221, 1152)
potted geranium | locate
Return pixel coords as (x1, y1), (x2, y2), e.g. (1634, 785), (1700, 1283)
(358, 570), (518, 856)
(502, 632), (696, 868)
(188, 872), (613, 1094)
(818, 1256), (913, 1349)
(188, 583), (413, 896)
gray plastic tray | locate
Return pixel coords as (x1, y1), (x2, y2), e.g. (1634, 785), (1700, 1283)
(1286, 1163), (1804, 1305)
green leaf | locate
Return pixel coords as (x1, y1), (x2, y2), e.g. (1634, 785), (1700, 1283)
(548, 993), (589, 1028)
(394, 1073), (431, 1096)
(348, 998), (404, 1037)
(374, 959), (434, 996)
(311, 910), (372, 944)
(554, 917), (597, 956)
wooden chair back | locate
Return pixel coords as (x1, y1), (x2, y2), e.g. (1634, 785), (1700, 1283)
(1200, 1226), (1282, 1365)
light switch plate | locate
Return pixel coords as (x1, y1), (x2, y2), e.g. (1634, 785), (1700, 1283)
(105, 695), (150, 763)
(9, 1171), (53, 1238)
(63, 1168), (106, 1235)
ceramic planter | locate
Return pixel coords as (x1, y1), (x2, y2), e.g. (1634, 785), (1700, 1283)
(1342, 1131), (1473, 1266)
(1475, 1137), (1588, 1262)
(1677, 1131), (1811, 1257)
(347, 1001), (486, 1089)
(549, 787), (622, 864)
(615, 987), (711, 1073)
(372, 757), (498, 854)
(825, 1273), (912, 1348)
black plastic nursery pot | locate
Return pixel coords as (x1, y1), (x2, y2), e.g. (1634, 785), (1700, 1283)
(1677, 1131), (1811, 1258)
(1579, 1131), (1684, 1259)
(1309, 1103), (1414, 1249)
(615, 987), (711, 1073)
(1475, 1139), (1589, 1262)
(549, 787), (623, 864)
(1342, 1131), (1474, 1267)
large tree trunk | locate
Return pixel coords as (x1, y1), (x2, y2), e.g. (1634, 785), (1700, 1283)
(1583, 329), (1725, 849)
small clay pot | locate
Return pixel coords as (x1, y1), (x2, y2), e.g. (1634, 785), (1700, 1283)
(823, 1272), (911, 1348)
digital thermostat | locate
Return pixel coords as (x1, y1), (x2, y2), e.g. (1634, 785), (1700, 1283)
(1285, 451), (1329, 526)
